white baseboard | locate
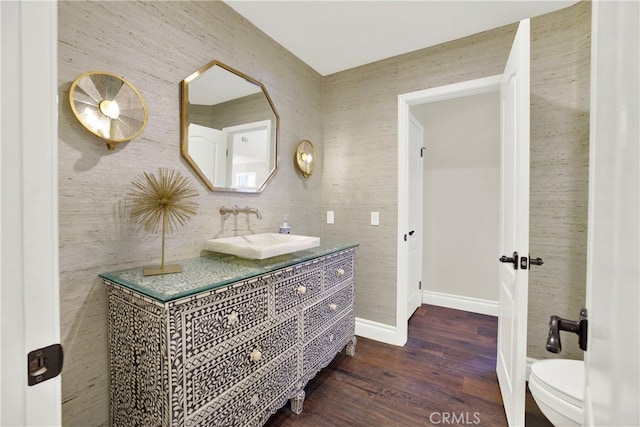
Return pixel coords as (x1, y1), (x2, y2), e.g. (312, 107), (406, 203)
(355, 317), (398, 345)
(422, 290), (499, 317)
(355, 292), (498, 346)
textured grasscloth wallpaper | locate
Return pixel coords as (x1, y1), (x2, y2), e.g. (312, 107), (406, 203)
(58, 2), (323, 424)
(527, 1), (590, 361)
(323, 2), (589, 361)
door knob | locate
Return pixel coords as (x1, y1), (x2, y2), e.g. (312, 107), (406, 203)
(530, 256), (544, 267)
(499, 251), (519, 270)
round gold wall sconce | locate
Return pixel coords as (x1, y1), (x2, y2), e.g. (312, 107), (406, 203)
(69, 71), (148, 150)
(295, 139), (316, 178)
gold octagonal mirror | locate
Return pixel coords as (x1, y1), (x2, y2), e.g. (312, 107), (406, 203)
(180, 61), (279, 193)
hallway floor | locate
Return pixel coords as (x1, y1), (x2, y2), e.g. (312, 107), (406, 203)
(265, 304), (551, 426)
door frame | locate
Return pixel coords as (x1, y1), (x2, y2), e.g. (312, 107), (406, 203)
(584, 0), (640, 424)
(1, 1), (61, 424)
(397, 74), (502, 345)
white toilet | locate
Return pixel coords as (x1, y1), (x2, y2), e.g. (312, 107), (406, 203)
(529, 359), (584, 426)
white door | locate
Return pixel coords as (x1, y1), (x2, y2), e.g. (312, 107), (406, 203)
(407, 113), (423, 318)
(224, 120), (271, 188)
(1, 1), (62, 425)
(188, 123), (227, 186)
(584, 1), (639, 425)
(496, 19), (530, 427)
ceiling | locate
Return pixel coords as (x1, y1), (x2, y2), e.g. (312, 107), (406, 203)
(224, 0), (579, 76)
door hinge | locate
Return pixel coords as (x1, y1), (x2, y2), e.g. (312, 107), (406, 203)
(420, 147), (426, 157)
(419, 281), (422, 290)
(27, 343), (63, 386)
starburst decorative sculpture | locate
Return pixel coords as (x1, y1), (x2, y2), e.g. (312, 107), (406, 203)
(129, 168), (199, 276)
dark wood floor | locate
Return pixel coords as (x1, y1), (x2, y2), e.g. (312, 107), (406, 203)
(265, 304), (551, 426)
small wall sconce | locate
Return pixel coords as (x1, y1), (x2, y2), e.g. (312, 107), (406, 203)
(69, 71), (148, 150)
(295, 139), (316, 178)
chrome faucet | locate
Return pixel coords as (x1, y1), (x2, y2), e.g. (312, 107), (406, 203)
(242, 206), (263, 219)
(219, 205), (262, 220)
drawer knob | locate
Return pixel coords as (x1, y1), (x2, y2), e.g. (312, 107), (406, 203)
(227, 311), (239, 326)
(337, 268), (345, 276)
(249, 348), (262, 362)
(329, 303), (338, 311)
(296, 285), (307, 295)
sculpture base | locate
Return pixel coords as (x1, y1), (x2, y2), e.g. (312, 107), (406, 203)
(143, 264), (182, 276)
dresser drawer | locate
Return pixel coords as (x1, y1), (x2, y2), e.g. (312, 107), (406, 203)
(302, 283), (353, 340)
(188, 352), (298, 427)
(323, 250), (355, 290)
(273, 263), (323, 315)
(302, 312), (355, 376)
(175, 281), (270, 358)
(184, 314), (299, 416)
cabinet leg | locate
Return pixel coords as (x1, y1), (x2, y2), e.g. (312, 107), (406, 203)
(290, 390), (305, 415)
(345, 336), (357, 356)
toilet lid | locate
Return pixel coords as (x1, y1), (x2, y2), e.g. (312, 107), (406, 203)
(530, 359), (584, 408)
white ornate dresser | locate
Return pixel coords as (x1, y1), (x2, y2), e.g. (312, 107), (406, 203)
(100, 242), (358, 427)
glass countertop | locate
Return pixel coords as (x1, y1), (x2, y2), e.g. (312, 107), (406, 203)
(100, 242), (358, 303)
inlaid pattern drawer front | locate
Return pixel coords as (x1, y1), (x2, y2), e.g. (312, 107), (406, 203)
(323, 250), (355, 290)
(302, 312), (355, 376)
(274, 263), (323, 315)
(187, 352), (298, 427)
(176, 281), (270, 358)
(184, 315), (299, 416)
(107, 284), (169, 427)
(303, 284), (353, 340)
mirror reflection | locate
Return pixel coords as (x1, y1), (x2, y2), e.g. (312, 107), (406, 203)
(180, 61), (279, 192)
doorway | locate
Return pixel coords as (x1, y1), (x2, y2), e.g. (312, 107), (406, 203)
(396, 75), (502, 344)
(412, 90), (500, 314)
(398, 21), (532, 427)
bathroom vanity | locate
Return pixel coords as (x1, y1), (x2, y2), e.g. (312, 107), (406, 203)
(100, 242), (357, 427)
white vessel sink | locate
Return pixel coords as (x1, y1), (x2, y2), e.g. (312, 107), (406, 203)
(204, 233), (320, 260)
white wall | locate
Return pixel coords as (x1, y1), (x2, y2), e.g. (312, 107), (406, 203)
(412, 91), (500, 303)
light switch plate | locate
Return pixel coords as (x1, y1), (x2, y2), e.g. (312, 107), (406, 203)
(327, 211), (334, 224)
(371, 211), (379, 226)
